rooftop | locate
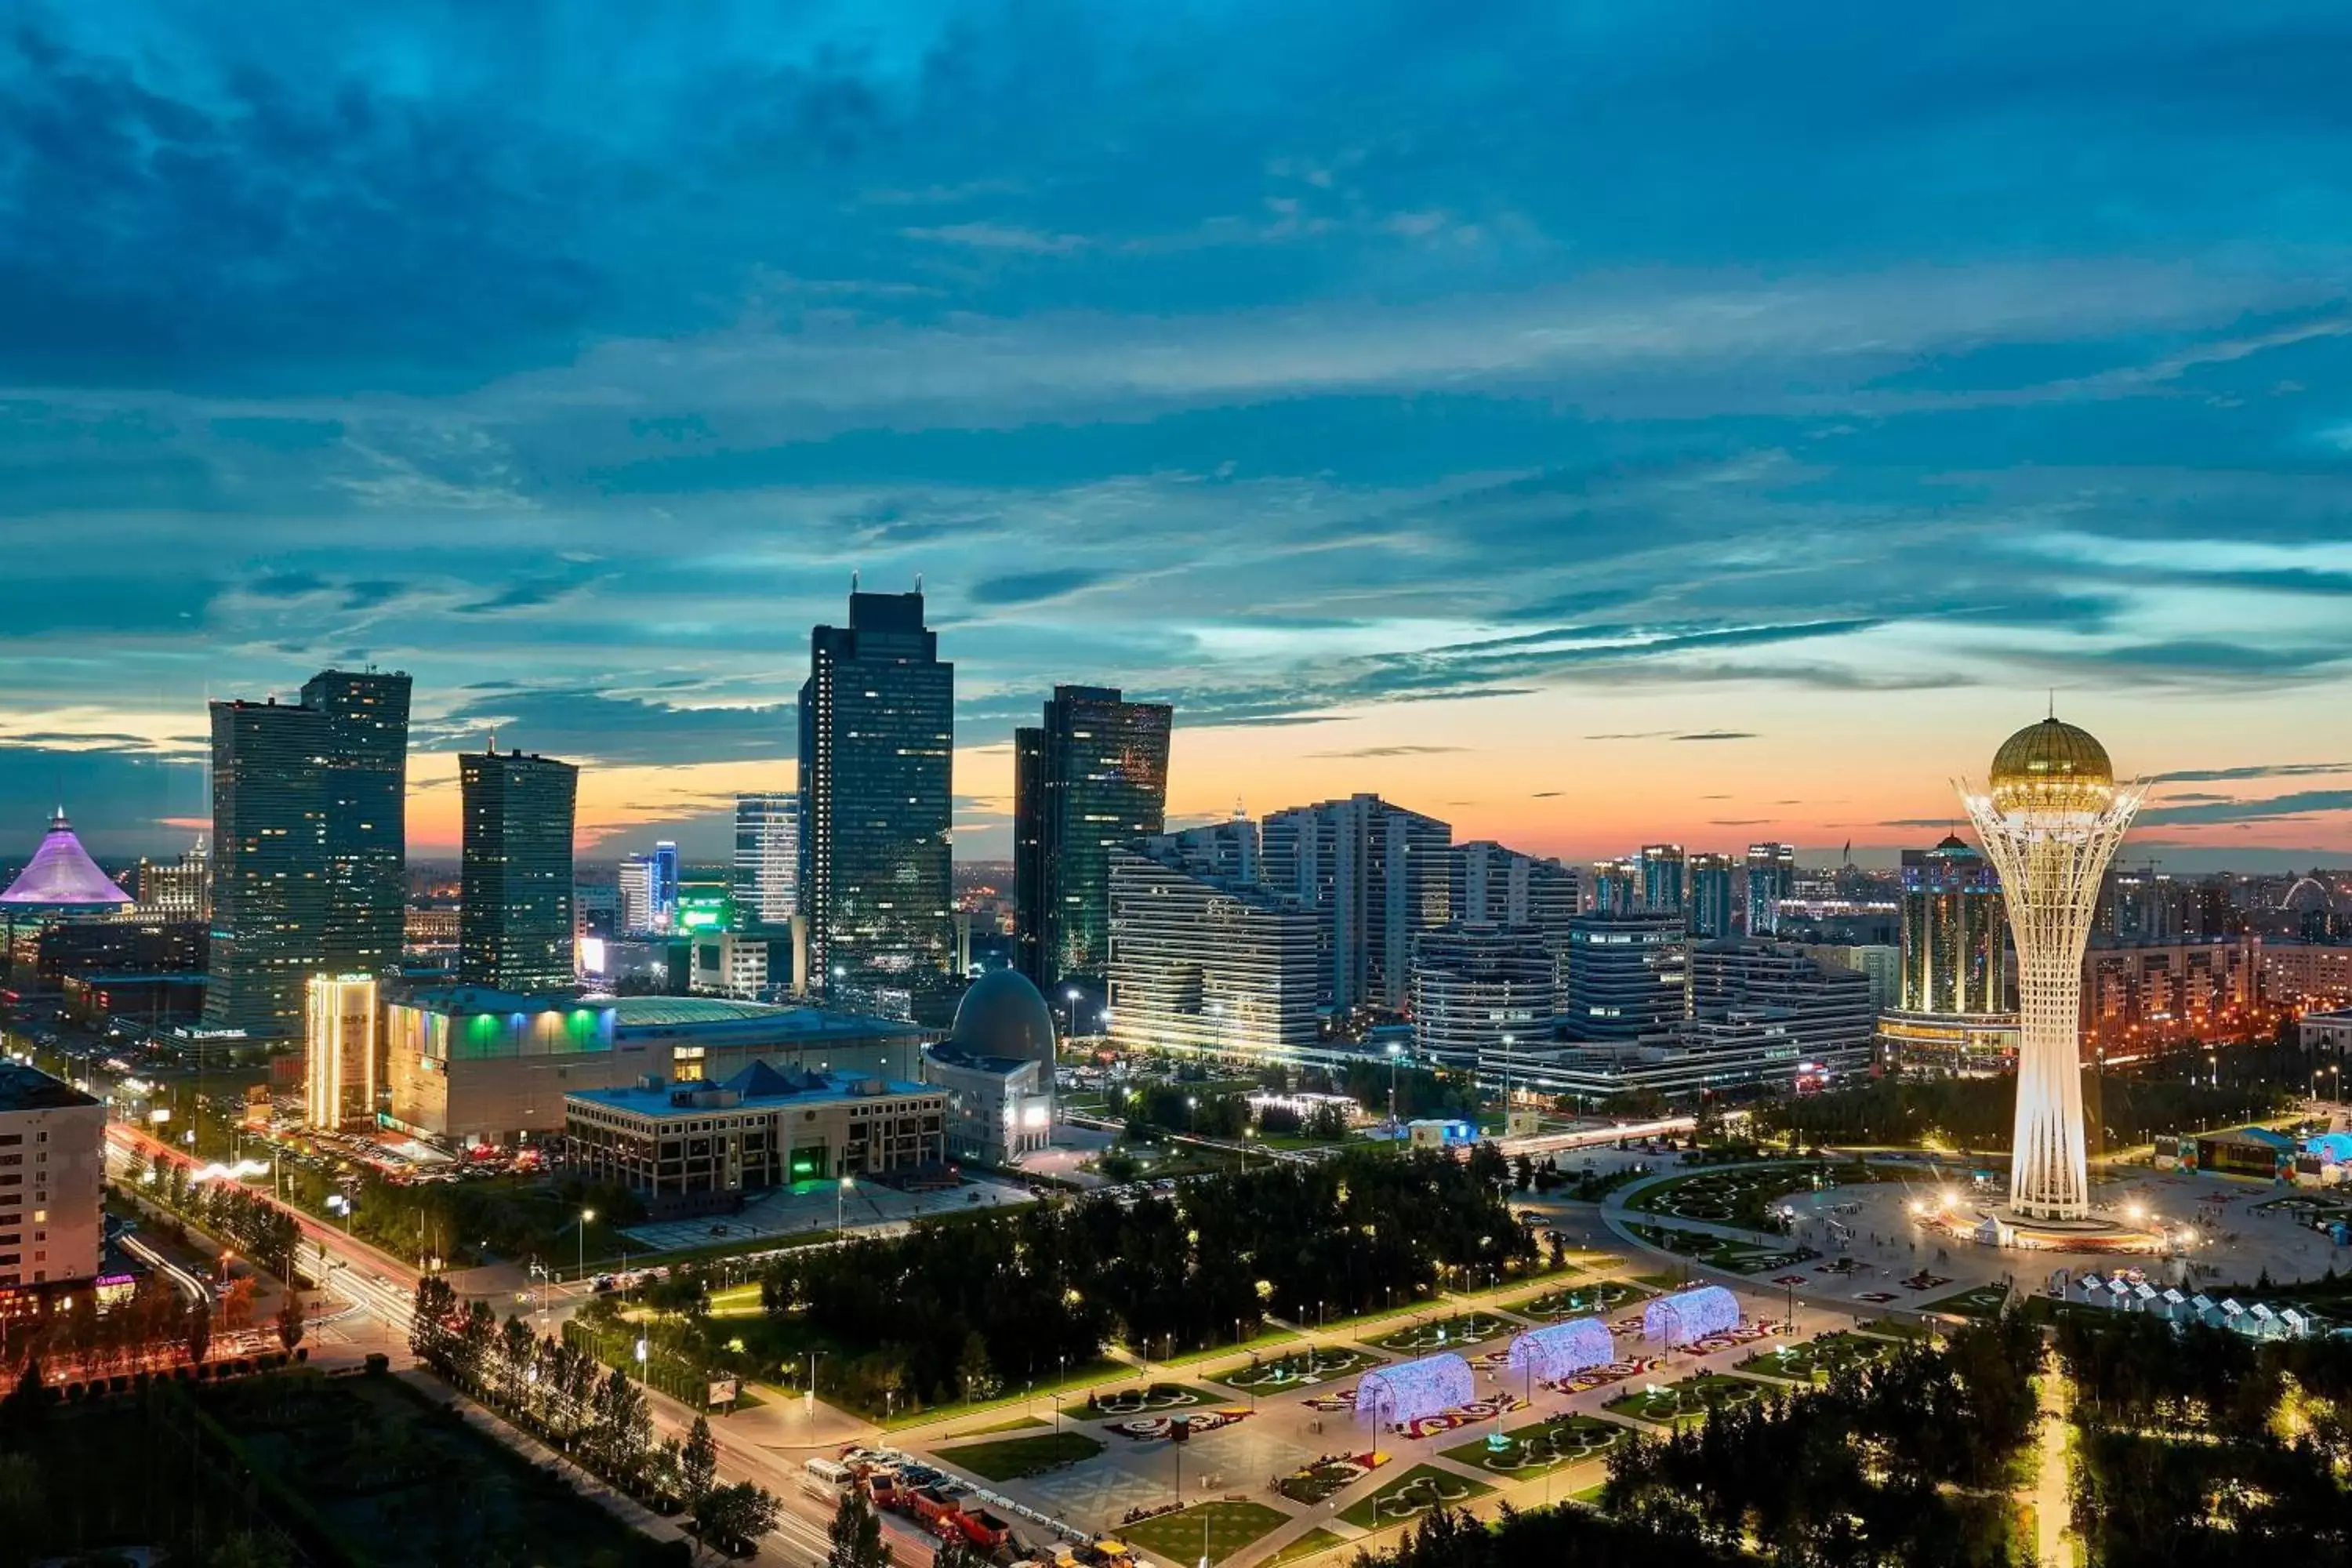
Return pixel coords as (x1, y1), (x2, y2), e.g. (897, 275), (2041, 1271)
(393, 987), (921, 1040)
(568, 1061), (931, 1117)
(0, 1060), (102, 1112)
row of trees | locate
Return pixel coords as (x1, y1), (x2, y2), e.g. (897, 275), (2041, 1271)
(1356, 1502), (1747, 1568)
(408, 1277), (779, 1554)
(760, 1147), (1539, 1415)
(1597, 1314), (2042, 1567)
(130, 1161), (302, 1283)
(1748, 1071), (2292, 1152)
(2059, 1310), (2352, 1563)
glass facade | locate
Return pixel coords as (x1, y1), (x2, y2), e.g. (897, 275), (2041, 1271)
(798, 590), (956, 1022)
(733, 792), (800, 930)
(204, 699), (330, 1035)
(299, 669), (412, 977)
(459, 751), (579, 993)
(1744, 842), (1796, 936)
(1012, 684), (1174, 989)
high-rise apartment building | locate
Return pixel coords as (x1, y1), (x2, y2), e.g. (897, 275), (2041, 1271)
(798, 590), (956, 1021)
(618, 855), (655, 935)
(1105, 837), (1320, 1058)
(651, 841), (681, 932)
(1261, 794), (1450, 1013)
(1587, 858), (1640, 915)
(733, 793), (800, 931)
(1744, 843), (1797, 936)
(1410, 924), (1558, 1063)
(1563, 911), (1687, 1041)
(1686, 853), (1735, 938)
(1639, 844), (1686, 916)
(1675, 940), (1877, 1083)
(203, 699), (330, 1034)
(1898, 836), (2006, 1015)
(0, 1061), (105, 1290)
(299, 669), (412, 978)
(1013, 685), (1174, 989)
(1451, 841), (1579, 934)
(459, 751), (579, 994)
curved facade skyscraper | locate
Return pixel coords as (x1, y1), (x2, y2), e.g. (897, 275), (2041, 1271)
(1960, 717), (2143, 1222)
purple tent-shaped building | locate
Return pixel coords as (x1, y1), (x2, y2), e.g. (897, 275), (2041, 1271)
(1355, 1353), (1474, 1428)
(1644, 1285), (1739, 1348)
(0, 810), (132, 910)
(1505, 1317), (1615, 1384)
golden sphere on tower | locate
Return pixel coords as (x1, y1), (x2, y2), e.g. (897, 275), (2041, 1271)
(1987, 717), (2114, 813)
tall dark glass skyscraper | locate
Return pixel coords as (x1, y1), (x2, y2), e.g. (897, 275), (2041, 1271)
(1013, 685), (1173, 991)
(204, 699), (330, 1034)
(299, 669), (412, 976)
(798, 590), (956, 1022)
(459, 750), (579, 993)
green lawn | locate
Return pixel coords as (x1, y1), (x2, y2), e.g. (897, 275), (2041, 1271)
(1368, 1310), (1519, 1353)
(1602, 1374), (1769, 1427)
(1439, 1414), (1625, 1476)
(1158, 1324), (1305, 1366)
(882, 1356), (1128, 1429)
(1083, 1382), (1221, 1419)
(1625, 1222), (1811, 1275)
(1508, 1279), (1656, 1320)
(1923, 1283), (2012, 1319)
(934, 1430), (1106, 1480)
(1338, 1465), (1494, 1530)
(1207, 1346), (1381, 1394)
(949, 1413), (1047, 1436)
(1737, 1331), (1896, 1382)
(1120, 1501), (1290, 1566)
(1260, 1528), (1349, 1568)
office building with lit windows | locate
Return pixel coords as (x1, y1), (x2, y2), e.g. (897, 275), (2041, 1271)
(1410, 924), (1558, 1065)
(1105, 836), (1320, 1058)
(564, 1064), (946, 1218)
(1881, 833), (2019, 1076)
(203, 698), (331, 1036)
(1564, 912), (1686, 1041)
(1013, 685), (1174, 991)
(459, 750), (579, 995)
(798, 590), (957, 1022)
(1639, 844), (1686, 916)
(1587, 858), (1639, 914)
(301, 669), (412, 979)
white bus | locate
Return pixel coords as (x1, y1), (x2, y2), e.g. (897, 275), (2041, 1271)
(801, 1457), (854, 1502)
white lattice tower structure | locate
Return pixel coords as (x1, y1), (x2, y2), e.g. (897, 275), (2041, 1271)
(1958, 717), (2143, 1222)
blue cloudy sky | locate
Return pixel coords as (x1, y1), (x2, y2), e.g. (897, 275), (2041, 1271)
(5, 1), (2352, 867)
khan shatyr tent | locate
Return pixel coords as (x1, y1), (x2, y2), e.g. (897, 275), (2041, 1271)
(0, 809), (133, 910)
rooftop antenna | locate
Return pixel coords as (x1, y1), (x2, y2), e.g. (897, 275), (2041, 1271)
(851, 568), (860, 592)
(915, 571), (924, 593)
(2048, 688), (2056, 720)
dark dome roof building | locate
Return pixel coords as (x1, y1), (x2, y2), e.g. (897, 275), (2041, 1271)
(948, 967), (1058, 1067)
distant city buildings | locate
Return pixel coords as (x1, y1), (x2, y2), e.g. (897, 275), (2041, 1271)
(1882, 833), (2017, 1077)
(132, 842), (209, 924)
(1013, 685), (1173, 993)
(458, 750), (579, 995)
(799, 589), (956, 1022)
(1638, 844), (1686, 917)
(733, 793), (800, 931)
(1587, 857), (1640, 915)
(1686, 853), (1735, 939)
(1105, 830), (1321, 1058)
(301, 669), (412, 980)
(618, 854), (655, 935)
(1262, 793), (1450, 1013)
(1744, 843), (1797, 936)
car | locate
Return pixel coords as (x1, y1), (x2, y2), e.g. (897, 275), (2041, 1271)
(592, 1274), (617, 1292)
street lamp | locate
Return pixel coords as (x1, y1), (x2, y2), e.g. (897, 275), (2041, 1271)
(837, 1174), (854, 1232)
(1386, 1041), (1403, 1124)
(579, 1208), (596, 1283)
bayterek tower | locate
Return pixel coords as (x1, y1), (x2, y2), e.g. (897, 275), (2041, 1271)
(1960, 717), (2144, 1225)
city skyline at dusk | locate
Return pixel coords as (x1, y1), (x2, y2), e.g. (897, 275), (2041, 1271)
(6, 5), (2352, 868)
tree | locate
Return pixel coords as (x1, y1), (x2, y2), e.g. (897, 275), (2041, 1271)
(205, 1530), (293, 1568)
(220, 1276), (257, 1332)
(410, 1276), (459, 1364)
(826, 1487), (893, 1568)
(699, 1481), (782, 1557)
(681, 1414), (720, 1514)
(274, 1290), (306, 1353)
(956, 1330), (998, 1403)
(1512, 1153), (1535, 1192)
(931, 1537), (980, 1568)
(183, 1302), (213, 1367)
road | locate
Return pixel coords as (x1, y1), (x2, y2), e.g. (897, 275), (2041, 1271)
(105, 1118), (926, 1566)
